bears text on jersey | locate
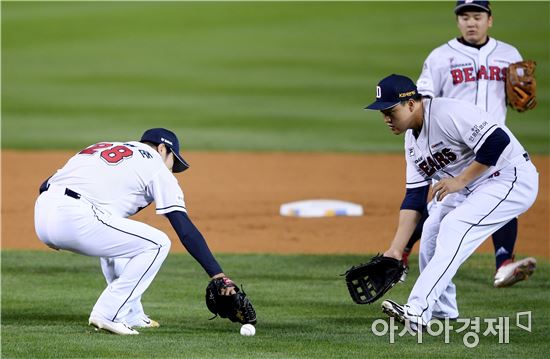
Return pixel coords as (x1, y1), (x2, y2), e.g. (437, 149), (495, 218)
(451, 65), (507, 85)
(417, 148), (458, 177)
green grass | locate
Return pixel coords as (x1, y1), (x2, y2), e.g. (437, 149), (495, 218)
(2, 250), (549, 358)
(2, 1), (549, 153)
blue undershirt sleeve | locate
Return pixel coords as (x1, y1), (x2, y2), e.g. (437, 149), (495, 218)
(400, 185), (430, 212)
(165, 211), (223, 277)
(475, 128), (510, 166)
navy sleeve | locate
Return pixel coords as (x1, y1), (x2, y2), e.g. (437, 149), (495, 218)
(165, 211), (223, 277)
(400, 185), (430, 212)
(475, 128), (510, 166)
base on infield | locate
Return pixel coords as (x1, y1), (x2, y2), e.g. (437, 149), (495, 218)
(280, 199), (363, 218)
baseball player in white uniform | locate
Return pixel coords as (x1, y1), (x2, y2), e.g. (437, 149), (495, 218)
(34, 128), (236, 335)
(364, 74), (538, 328)
(400, 0), (536, 288)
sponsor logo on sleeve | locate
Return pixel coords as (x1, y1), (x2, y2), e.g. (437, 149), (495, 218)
(468, 121), (488, 142)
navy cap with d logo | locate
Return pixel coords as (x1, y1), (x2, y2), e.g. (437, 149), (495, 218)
(140, 128), (190, 173)
(365, 74), (418, 111)
(454, 1), (491, 15)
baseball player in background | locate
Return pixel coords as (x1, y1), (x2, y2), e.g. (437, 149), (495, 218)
(364, 74), (538, 327)
(34, 128), (237, 335)
(400, 0), (536, 288)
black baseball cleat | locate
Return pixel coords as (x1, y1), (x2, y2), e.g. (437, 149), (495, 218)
(381, 299), (406, 324)
(381, 300), (427, 332)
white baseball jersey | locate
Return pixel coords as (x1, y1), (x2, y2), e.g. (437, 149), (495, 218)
(48, 141), (186, 217)
(400, 97), (538, 324)
(404, 98), (527, 193)
(417, 37), (522, 125)
(35, 140), (184, 325)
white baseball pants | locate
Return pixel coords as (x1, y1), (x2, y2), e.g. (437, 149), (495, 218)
(406, 159), (538, 324)
(34, 186), (171, 323)
(100, 257), (148, 325)
(418, 195), (464, 319)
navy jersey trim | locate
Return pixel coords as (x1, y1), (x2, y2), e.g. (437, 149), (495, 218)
(484, 42), (499, 112)
(156, 204), (186, 211)
(406, 179), (431, 186)
(426, 98), (433, 158)
(475, 128), (510, 166)
(425, 98), (455, 180)
(472, 124), (497, 151)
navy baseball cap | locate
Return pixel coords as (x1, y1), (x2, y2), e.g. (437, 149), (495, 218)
(455, 1), (491, 15)
(140, 128), (190, 173)
(365, 74), (419, 111)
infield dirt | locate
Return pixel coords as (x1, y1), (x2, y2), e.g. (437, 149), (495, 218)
(2, 151), (548, 258)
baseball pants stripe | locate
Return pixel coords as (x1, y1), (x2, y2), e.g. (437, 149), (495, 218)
(406, 163), (538, 324)
(34, 191), (171, 322)
(419, 198), (461, 318)
(101, 257), (147, 324)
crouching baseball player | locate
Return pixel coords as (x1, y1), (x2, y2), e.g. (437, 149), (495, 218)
(364, 75), (538, 329)
(401, 0), (538, 288)
(34, 128), (255, 335)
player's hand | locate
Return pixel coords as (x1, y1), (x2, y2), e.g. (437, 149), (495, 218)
(221, 286), (236, 296)
(432, 178), (467, 201)
(210, 273), (237, 296)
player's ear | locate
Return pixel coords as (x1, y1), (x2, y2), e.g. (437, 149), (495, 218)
(157, 143), (167, 155)
(408, 99), (416, 112)
(487, 15), (493, 28)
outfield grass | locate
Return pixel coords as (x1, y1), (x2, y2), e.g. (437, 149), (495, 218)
(1, 251), (549, 358)
(2, 1), (549, 153)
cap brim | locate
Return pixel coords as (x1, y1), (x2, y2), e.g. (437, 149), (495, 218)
(170, 149), (190, 173)
(364, 101), (399, 111)
(454, 4), (490, 14)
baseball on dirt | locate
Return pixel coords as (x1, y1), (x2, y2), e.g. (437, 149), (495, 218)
(240, 324), (256, 336)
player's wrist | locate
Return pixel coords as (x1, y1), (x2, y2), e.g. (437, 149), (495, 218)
(455, 175), (470, 186)
(383, 249), (402, 260)
(211, 272), (226, 280)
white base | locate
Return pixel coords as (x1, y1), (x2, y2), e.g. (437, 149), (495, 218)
(280, 199), (363, 218)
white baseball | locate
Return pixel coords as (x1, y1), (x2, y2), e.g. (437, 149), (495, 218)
(240, 324), (256, 336)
